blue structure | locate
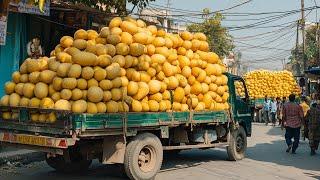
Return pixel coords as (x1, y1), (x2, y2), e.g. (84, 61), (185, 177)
(0, 12), (28, 96)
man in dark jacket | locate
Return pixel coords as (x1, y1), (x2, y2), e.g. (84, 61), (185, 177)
(305, 102), (320, 155)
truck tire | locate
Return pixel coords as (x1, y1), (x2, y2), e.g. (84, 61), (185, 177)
(124, 133), (163, 180)
(45, 153), (92, 173)
(226, 126), (247, 161)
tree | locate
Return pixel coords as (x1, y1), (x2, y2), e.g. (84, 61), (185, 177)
(290, 24), (319, 68)
(187, 9), (235, 57)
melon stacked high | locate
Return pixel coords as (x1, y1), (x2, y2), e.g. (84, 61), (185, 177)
(243, 70), (301, 99)
(0, 17), (229, 123)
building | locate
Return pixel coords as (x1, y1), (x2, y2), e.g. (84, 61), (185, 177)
(139, 8), (186, 33)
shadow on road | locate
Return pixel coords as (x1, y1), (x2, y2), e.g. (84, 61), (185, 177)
(34, 149), (229, 180)
(247, 126), (320, 174)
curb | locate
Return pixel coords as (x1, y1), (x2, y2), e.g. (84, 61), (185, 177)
(0, 150), (44, 166)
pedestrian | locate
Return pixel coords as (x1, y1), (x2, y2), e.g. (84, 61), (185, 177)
(300, 96), (310, 140)
(300, 96), (310, 117)
(270, 98), (277, 126)
(282, 94), (304, 154)
(263, 96), (270, 125)
(305, 102), (320, 155)
(276, 97), (282, 126)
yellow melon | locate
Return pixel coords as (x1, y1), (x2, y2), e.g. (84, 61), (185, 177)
(174, 87), (185, 103)
(87, 86), (103, 103)
(34, 82), (48, 99)
(130, 43), (145, 57)
(62, 78), (77, 90)
(19, 74), (29, 83)
(19, 97), (30, 107)
(57, 63), (72, 77)
(4, 81), (16, 95)
(72, 100), (87, 113)
(107, 34), (121, 45)
(87, 30), (99, 40)
(14, 83), (24, 96)
(99, 27), (110, 38)
(106, 63), (121, 80)
(39, 70), (56, 84)
(0, 95), (9, 106)
(80, 66), (94, 80)
(71, 88), (83, 101)
(51, 92), (60, 102)
(60, 89), (72, 100)
(9, 93), (20, 106)
(60, 36), (74, 48)
(96, 102), (107, 113)
(133, 82), (149, 100)
(29, 97), (41, 107)
(22, 83), (35, 98)
(55, 99), (71, 111)
(132, 100), (142, 112)
(97, 55), (112, 68)
(73, 51), (97, 66)
(40, 98), (55, 109)
(103, 91), (112, 102)
(120, 32), (133, 45)
(111, 88), (123, 101)
(106, 100), (119, 113)
(74, 29), (88, 40)
(12, 71), (21, 84)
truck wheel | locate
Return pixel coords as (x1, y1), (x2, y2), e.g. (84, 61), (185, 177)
(45, 153), (92, 173)
(226, 126), (247, 161)
(124, 133), (163, 180)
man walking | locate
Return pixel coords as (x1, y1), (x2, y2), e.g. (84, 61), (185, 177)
(270, 98), (277, 126)
(282, 94), (304, 154)
(305, 103), (320, 155)
(263, 96), (270, 125)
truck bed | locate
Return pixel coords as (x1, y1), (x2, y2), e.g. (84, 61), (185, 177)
(0, 106), (229, 137)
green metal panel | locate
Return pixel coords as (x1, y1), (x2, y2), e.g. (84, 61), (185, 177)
(71, 111), (228, 131)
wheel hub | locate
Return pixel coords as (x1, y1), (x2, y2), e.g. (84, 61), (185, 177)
(236, 135), (244, 152)
(138, 146), (156, 173)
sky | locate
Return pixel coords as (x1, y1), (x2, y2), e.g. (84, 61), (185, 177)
(133, 0), (319, 70)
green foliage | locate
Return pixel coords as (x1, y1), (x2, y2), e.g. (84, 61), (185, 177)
(290, 24), (318, 66)
(186, 10), (235, 57)
(67, 0), (154, 15)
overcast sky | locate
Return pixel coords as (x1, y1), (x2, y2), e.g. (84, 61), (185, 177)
(134, 0), (319, 70)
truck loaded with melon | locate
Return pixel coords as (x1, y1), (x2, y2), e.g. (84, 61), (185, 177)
(235, 70), (301, 122)
(0, 17), (252, 180)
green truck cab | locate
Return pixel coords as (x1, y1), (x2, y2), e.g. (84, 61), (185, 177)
(0, 73), (252, 180)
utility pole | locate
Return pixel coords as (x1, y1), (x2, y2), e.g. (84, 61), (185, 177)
(301, 0), (306, 71)
(317, 22), (320, 65)
(295, 21), (300, 75)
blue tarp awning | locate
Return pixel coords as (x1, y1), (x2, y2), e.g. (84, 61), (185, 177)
(305, 67), (320, 75)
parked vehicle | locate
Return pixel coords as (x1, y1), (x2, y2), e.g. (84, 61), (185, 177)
(0, 73), (252, 180)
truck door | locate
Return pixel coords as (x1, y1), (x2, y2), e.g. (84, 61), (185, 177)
(233, 79), (251, 115)
(230, 76), (252, 136)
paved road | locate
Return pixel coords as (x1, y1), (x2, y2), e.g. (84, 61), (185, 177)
(1, 123), (320, 180)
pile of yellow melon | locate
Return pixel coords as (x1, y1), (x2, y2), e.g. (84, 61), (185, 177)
(244, 70), (300, 99)
(235, 81), (246, 98)
(0, 17), (229, 123)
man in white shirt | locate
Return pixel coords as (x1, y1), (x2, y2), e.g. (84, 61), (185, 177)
(263, 97), (270, 125)
(270, 98), (277, 126)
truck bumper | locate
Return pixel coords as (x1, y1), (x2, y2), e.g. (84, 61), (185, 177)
(0, 132), (77, 155)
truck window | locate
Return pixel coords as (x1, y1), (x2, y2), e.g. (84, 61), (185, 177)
(235, 81), (246, 99)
